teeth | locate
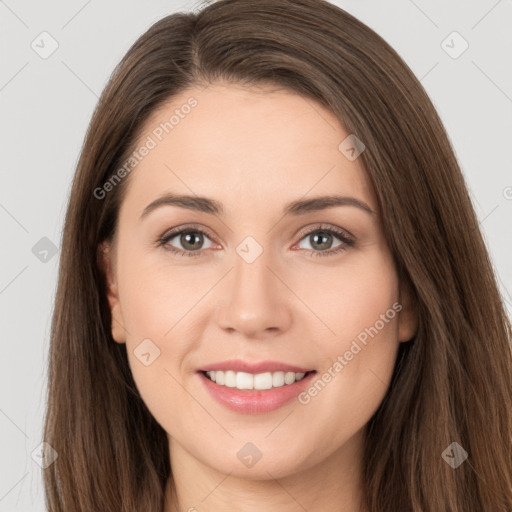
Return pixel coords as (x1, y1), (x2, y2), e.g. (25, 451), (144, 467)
(272, 371), (285, 388)
(224, 370), (236, 387)
(204, 370), (309, 390)
(237, 371), (254, 389)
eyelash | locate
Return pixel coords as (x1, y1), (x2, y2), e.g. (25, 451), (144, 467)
(156, 223), (355, 259)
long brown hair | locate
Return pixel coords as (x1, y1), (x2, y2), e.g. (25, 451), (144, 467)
(43, 0), (512, 510)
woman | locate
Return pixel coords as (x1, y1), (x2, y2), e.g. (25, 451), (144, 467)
(42, 0), (512, 510)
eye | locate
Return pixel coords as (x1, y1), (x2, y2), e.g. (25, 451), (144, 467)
(157, 225), (215, 258)
(294, 224), (355, 258)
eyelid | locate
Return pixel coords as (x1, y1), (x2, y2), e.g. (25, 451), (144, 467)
(159, 223), (217, 242)
(293, 223), (355, 243)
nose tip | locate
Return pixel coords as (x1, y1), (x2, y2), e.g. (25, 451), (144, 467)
(216, 256), (292, 339)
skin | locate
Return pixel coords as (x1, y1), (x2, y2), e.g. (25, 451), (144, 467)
(99, 82), (417, 511)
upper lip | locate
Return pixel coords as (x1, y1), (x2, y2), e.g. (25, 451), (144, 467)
(199, 359), (314, 374)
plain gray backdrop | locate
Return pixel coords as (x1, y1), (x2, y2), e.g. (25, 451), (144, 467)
(1, 0), (511, 510)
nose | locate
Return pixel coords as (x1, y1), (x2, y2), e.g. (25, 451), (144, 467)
(217, 248), (293, 339)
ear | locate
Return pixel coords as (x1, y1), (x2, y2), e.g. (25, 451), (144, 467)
(97, 240), (127, 344)
(397, 279), (418, 343)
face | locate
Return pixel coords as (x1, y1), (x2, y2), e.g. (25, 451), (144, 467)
(99, 82), (417, 481)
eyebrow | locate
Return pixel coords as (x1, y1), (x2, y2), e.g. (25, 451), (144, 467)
(140, 193), (375, 220)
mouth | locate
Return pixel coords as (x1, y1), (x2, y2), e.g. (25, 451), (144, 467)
(197, 364), (318, 414)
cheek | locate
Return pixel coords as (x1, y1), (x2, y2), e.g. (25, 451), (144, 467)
(291, 245), (399, 343)
(120, 282), (194, 438)
(114, 245), (197, 420)
(297, 249), (400, 428)
(116, 243), (191, 339)
(332, 256), (400, 388)
(295, 314), (400, 466)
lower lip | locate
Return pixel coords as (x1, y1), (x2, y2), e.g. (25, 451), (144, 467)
(198, 371), (317, 414)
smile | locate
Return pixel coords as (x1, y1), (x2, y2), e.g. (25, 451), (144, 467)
(198, 366), (317, 413)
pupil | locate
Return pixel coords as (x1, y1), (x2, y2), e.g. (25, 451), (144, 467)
(182, 232), (202, 250)
(312, 232), (331, 250)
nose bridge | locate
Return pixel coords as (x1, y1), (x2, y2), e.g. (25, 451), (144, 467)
(217, 238), (292, 337)
(233, 242), (274, 299)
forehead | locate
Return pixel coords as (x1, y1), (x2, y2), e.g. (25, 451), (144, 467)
(121, 82), (376, 219)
